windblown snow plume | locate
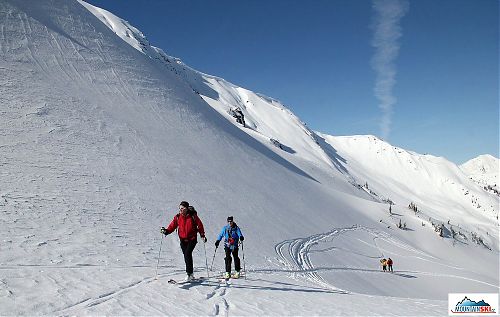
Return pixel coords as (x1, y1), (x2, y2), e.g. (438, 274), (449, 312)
(371, 0), (409, 139)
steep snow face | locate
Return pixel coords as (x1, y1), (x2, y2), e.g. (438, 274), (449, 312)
(1, 1), (499, 315)
(3, 0), (350, 268)
(321, 135), (499, 242)
(78, 0), (156, 58)
(461, 155), (499, 188)
(80, 0), (347, 176)
(199, 80), (338, 170)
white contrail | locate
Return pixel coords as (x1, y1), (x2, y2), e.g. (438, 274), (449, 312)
(371, 0), (409, 140)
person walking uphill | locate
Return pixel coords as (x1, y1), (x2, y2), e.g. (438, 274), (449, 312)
(387, 257), (394, 272)
(161, 201), (207, 281)
(380, 258), (387, 272)
(215, 216), (244, 279)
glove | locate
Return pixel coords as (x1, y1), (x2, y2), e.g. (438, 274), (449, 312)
(201, 235), (207, 243)
(160, 227), (168, 236)
(240, 236), (244, 241)
(215, 240), (220, 247)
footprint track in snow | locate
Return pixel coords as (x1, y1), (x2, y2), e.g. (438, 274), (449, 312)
(212, 298), (229, 317)
(208, 279), (231, 316)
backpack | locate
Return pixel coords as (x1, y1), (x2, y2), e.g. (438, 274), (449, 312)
(175, 206), (198, 233)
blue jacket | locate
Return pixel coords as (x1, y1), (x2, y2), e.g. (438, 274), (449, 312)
(217, 224), (244, 250)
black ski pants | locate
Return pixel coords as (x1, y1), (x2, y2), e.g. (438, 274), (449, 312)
(224, 247), (241, 273)
(180, 239), (197, 275)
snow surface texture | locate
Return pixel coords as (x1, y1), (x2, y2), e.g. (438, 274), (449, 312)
(1, 0), (498, 315)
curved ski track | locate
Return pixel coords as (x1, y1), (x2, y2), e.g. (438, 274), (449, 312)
(274, 225), (362, 293)
(274, 225), (442, 293)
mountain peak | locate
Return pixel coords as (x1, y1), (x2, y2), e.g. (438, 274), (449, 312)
(460, 154), (499, 189)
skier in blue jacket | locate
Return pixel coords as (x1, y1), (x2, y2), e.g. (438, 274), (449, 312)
(215, 216), (244, 278)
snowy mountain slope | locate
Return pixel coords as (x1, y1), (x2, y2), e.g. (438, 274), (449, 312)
(0, 0), (498, 315)
(461, 154), (499, 194)
(80, 0), (351, 181)
(80, 0), (500, 243)
(321, 135), (499, 245)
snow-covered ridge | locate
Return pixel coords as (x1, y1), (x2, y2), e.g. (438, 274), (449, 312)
(79, 0), (338, 171)
(80, 0), (499, 246)
(461, 154), (499, 185)
(461, 154), (499, 195)
(81, 0), (499, 241)
(321, 134), (499, 222)
(79, 1), (500, 200)
(78, 0), (151, 55)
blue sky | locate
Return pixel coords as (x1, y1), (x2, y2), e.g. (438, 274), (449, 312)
(85, 0), (498, 164)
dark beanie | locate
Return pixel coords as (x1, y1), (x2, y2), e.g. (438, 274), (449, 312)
(227, 216), (234, 222)
(180, 201), (189, 208)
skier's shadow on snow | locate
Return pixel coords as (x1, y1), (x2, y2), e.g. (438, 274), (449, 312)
(254, 267), (418, 279)
(186, 277), (347, 294)
(393, 272), (417, 278)
(230, 278), (347, 294)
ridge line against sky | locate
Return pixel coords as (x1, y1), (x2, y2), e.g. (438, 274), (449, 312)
(83, 0), (499, 164)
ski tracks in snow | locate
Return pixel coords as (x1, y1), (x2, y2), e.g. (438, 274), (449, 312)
(207, 278), (231, 317)
(159, 274), (233, 316)
(53, 272), (234, 316)
(54, 273), (166, 315)
(174, 276), (233, 316)
(275, 226), (360, 293)
(274, 225), (438, 293)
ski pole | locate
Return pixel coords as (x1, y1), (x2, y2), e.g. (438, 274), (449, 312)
(154, 234), (164, 280)
(210, 245), (218, 271)
(203, 239), (210, 278)
(241, 241), (247, 280)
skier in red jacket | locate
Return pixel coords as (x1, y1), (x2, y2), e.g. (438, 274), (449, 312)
(161, 201), (207, 281)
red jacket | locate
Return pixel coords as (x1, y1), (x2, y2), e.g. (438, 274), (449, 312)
(166, 212), (205, 241)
